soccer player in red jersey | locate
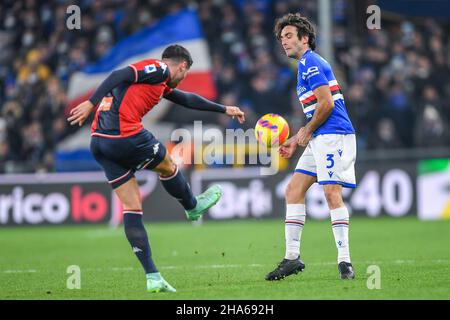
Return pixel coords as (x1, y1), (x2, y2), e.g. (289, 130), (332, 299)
(68, 45), (245, 292)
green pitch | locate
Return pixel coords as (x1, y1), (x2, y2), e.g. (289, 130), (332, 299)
(0, 217), (449, 299)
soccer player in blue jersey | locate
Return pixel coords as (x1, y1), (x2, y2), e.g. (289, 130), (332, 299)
(68, 45), (245, 292)
(266, 13), (356, 281)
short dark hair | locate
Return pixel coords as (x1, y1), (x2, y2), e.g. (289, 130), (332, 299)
(162, 44), (193, 68)
(274, 13), (316, 50)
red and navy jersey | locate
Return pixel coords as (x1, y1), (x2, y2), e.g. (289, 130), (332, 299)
(91, 59), (173, 138)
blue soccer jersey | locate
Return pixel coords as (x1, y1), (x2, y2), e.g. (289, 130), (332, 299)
(297, 49), (355, 136)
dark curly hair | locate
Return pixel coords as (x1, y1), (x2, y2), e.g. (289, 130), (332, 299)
(274, 13), (316, 50)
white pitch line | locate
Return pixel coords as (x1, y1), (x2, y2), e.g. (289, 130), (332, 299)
(3, 269), (37, 273)
(111, 267), (134, 271)
(2, 259), (449, 274)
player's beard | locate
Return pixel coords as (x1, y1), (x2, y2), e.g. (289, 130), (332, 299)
(285, 47), (301, 59)
(287, 51), (299, 59)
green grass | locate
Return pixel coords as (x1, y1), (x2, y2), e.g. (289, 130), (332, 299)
(0, 217), (449, 299)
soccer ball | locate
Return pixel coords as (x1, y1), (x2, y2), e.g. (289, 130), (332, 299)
(255, 113), (290, 148)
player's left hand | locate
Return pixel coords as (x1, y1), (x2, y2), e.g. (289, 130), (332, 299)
(68, 100), (94, 126)
(225, 106), (246, 124)
(279, 136), (297, 159)
(296, 127), (312, 147)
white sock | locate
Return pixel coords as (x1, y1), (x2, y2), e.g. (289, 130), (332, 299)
(330, 206), (351, 263)
(285, 203), (306, 260)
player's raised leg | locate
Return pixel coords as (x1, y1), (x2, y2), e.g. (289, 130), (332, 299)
(323, 184), (355, 279)
(114, 178), (176, 292)
(154, 153), (222, 221)
(265, 172), (316, 281)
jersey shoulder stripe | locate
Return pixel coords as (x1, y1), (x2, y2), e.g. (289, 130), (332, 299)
(128, 59), (170, 85)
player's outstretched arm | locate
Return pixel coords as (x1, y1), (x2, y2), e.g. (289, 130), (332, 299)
(67, 67), (135, 126)
(164, 89), (245, 123)
(89, 67), (135, 106)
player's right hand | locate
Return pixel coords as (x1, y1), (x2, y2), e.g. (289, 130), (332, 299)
(68, 100), (94, 126)
(279, 136), (297, 159)
(225, 106), (246, 124)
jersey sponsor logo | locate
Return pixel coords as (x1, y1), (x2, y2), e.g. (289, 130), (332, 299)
(299, 58), (306, 66)
(144, 64), (157, 74)
(302, 66), (320, 80)
(98, 96), (113, 111)
(297, 86), (307, 95)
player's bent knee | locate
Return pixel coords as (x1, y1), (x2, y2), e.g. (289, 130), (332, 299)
(158, 166), (175, 177)
(155, 155), (176, 177)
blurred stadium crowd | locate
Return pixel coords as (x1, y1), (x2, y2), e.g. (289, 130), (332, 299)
(0, 0), (449, 172)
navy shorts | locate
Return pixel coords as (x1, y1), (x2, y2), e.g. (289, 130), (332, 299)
(91, 129), (167, 189)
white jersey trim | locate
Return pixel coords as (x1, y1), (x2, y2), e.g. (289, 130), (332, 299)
(298, 80), (339, 101)
(302, 93), (345, 113)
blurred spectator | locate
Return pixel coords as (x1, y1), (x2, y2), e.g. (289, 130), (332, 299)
(414, 86), (450, 147)
(369, 118), (403, 150)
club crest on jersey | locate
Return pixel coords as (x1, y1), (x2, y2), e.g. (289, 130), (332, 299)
(144, 64), (157, 74)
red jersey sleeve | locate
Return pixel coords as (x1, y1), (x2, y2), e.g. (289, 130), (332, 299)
(128, 59), (170, 85)
(163, 85), (174, 96)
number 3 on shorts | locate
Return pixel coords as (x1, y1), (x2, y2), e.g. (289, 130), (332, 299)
(326, 154), (335, 168)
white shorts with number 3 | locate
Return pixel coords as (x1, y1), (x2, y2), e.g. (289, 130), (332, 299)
(295, 134), (357, 188)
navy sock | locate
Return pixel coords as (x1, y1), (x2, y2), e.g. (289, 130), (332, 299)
(123, 212), (158, 274)
(160, 166), (197, 210)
